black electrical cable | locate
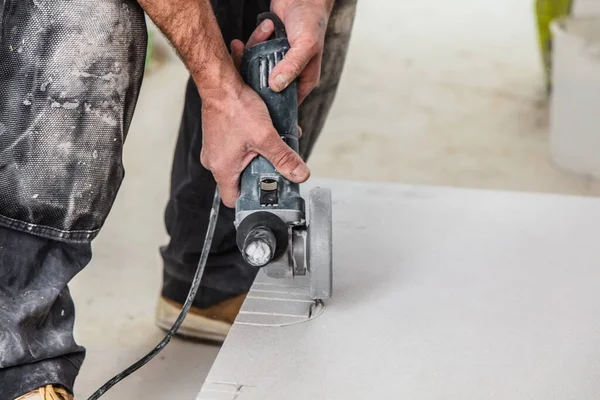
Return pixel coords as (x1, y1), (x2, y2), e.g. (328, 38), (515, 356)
(87, 188), (221, 400)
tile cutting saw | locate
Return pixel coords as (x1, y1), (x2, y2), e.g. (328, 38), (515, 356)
(235, 12), (333, 301)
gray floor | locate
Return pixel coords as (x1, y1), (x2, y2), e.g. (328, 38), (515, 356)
(200, 181), (600, 400)
(71, 0), (600, 398)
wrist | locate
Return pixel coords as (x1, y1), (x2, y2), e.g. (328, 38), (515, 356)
(193, 61), (245, 108)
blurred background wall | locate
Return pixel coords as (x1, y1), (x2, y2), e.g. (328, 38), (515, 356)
(143, 0), (600, 196)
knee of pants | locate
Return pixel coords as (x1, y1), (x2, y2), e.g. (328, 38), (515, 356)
(0, 0), (147, 243)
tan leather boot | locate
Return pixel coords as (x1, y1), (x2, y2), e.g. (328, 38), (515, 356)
(15, 385), (73, 400)
(155, 293), (247, 342)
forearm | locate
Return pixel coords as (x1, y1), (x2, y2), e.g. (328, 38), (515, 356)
(271, 0), (335, 20)
(138, 0), (242, 101)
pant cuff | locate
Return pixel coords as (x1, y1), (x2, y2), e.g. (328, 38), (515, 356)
(0, 355), (82, 399)
(161, 269), (242, 309)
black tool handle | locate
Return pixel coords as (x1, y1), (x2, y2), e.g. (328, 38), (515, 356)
(236, 12), (303, 215)
(235, 12), (305, 263)
(240, 12), (300, 154)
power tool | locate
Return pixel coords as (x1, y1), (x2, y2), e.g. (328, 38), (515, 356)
(236, 12), (333, 300)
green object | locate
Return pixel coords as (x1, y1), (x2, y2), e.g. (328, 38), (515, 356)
(535, 0), (573, 92)
(146, 29), (154, 68)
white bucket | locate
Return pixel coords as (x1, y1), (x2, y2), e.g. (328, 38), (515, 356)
(550, 17), (600, 177)
(572, 0), (600, 17)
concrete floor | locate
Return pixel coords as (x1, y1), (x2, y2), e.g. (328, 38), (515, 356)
(70, 0), (600, 398)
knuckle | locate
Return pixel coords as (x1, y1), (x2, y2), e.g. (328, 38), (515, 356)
(200, 152), (211, 169)
(286, 57), (304, 76)
(272, 147), (299, 170)
(206, 156), (226, 175)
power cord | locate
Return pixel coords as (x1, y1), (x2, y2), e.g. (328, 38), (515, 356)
(87, 188), (221, 400)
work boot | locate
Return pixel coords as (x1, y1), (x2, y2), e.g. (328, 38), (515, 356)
(15, 385), (73, 400)
(155, 293), (247, 342)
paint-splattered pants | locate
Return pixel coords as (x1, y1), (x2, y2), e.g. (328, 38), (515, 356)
(0, 0), (356, 397)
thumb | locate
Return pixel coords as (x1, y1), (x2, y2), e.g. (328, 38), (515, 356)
(259, 136), (310, 183)
(269, 46), (312, 92)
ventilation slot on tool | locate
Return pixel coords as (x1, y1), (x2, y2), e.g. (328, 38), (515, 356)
(257, 51), (285, 90)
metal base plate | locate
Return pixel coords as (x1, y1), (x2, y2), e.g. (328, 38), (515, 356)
(307, 187), (333, 300)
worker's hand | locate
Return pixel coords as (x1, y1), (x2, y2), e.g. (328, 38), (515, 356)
(269, 0), (334, 103)
(201, 20), (310, 208)
(202, 89), (310, 208)
(230, 20), (304, 137)
(231, 19), (275, 70)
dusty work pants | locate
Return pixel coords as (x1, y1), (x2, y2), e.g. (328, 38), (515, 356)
(0, 0), (356, 398)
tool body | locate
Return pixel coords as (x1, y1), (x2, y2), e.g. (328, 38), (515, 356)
(236, 13), (333, 300)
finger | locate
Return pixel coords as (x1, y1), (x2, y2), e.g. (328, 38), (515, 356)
(213, 150), (258, 208)
(231, 39), (245, 71)
(213, 172), (240, 208)
(297, 125), (303, 138)
(297, 56), (322, 104)
(246, 19), (275, 49)
(257, 134), (310, 183)
(269, 40), (318, 92)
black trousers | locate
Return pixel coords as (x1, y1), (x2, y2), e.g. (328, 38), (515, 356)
(0, 0), (356, 398)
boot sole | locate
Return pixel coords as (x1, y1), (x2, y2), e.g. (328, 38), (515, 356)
(155, 297), (231, 343)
